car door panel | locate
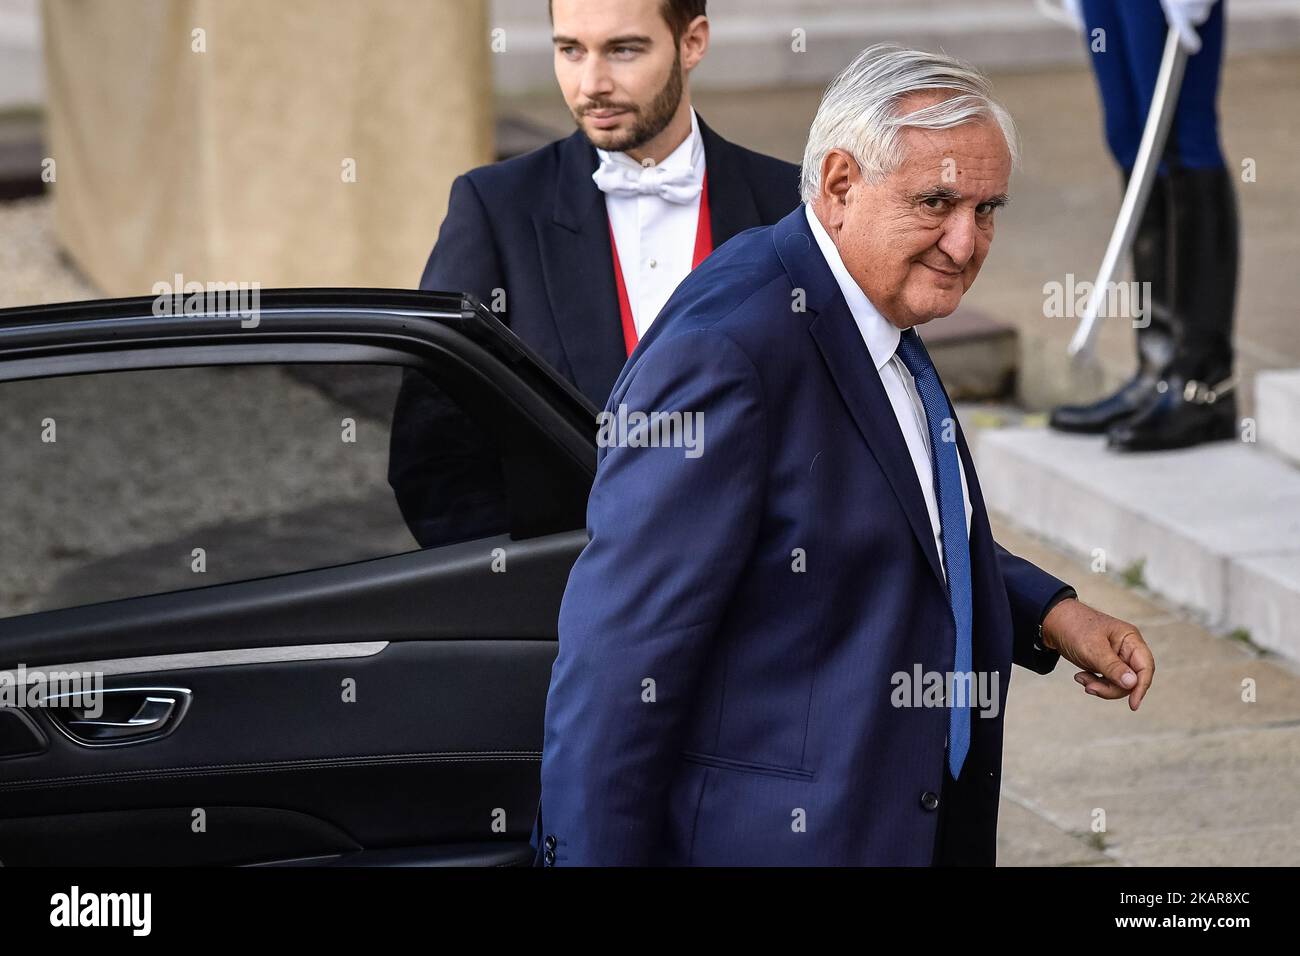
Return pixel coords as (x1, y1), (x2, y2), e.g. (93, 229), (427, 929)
(0, 639), (560, 865)
(0, 291), (597, 866)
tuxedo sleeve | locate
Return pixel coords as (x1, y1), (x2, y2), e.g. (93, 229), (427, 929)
(419, 172), (505, 307)
(995, 542), (1074, 674)
(539, 329), (766, 866)
(388, 173), (511, 547)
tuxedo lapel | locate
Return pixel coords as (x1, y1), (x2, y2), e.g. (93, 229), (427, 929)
(535, 130), (629, 406)
(538, 119), (771, 404)
(773, 209), (947, 589)
(698, 115), (763, 245)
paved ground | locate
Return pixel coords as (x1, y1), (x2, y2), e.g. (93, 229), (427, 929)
(0, 362), (414, 619)
(992, 515), (1300, 866)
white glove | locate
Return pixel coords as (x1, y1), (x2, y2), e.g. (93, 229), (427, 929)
(1036, 0), (1084, 31)
(1062, 0), (1084, 30)
(1159, 0), (1219, 54)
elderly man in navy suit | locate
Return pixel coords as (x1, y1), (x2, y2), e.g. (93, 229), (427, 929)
(536, 44), (1156, 867)
(388, 0), (799, 547)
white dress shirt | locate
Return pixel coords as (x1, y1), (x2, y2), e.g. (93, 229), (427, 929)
(804, 204), (973, 581)
(595, 108), (706, 338)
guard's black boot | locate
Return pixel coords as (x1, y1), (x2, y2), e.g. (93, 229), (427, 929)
(1105, 372), (1238, 450)
(1049, 174), (1176, 434)
(1107, 167), (1239, 452)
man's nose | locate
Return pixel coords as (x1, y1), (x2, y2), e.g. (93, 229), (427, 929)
(579, 55), (615, 100)
(937, 210), (976, 267)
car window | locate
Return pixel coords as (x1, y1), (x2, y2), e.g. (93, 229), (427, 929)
(0, 362), (522, 620)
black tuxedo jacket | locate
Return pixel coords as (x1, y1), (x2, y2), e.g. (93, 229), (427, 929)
(419, 114), (801, 404)
(389, 117), (801, 546)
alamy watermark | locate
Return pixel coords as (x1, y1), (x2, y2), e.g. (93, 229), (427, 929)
(50, 886), (151, 936)
(1043, 274), (1151, 327)
(891, 665), (1000, 719)
(596, 403), (704, 459)
(151, 273), (261, 328)
(0, 665), (104, 717)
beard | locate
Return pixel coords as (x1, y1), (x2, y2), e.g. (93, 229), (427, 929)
(573, 47), (684, 154)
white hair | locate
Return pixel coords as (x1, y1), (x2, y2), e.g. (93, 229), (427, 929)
(799, 44), (1020, 203)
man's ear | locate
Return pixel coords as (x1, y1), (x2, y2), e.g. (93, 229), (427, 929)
(821, 148), (863, 228)
(820, 149), (860, 208)
(681, 16), (709, 71)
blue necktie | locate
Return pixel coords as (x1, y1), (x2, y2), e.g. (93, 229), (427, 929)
(894, 328), (973, 780)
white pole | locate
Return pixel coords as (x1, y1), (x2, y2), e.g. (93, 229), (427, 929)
(1068, 27), (1189, 360)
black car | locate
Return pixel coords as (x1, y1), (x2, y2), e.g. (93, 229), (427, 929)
(0, 290), (596, 866)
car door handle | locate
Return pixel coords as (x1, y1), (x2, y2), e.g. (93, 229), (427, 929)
(66, 696), (176, 740)
(44, 687), (191, 747)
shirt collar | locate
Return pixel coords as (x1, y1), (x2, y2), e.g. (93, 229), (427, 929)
(803, 204), (900, 372)
(595, 107), (704, 180)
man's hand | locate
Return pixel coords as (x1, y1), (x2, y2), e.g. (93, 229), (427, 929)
(1041, 598), (1155, 711)
(1160, 0), (1218, 54)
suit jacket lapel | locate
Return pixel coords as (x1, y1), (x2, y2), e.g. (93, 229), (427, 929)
(535, 130), (628, 406)
(773, 209), (947, 589)
(698, 115), (763, 246)
(953, 403), (998, 606)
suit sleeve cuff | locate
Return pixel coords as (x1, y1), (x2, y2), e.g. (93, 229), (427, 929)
(1033, 585), (1078, 656)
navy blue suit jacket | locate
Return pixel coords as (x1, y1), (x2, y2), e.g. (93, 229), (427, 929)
(536, 205), (1070, 866)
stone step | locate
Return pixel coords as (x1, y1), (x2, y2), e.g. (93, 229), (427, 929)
(1228, 553), (1300, 661)
(1256, 369), (1300, 468)
(495, 114), (561, 161)
(972, 425), (1300, 661)
(0, 111), (42, 201)
(0, 137), (42, 201)
(920, 306), (1017, 401)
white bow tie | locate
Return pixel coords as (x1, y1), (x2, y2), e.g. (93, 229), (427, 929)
(592, 158), (703, 204)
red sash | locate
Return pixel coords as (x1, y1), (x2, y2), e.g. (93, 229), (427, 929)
(607, 173), (713, 357)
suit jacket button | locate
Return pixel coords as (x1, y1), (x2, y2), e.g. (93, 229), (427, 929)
(544, 848), (556, 865)
(920, 790), (940, 811)
(544, 835), (557, 851)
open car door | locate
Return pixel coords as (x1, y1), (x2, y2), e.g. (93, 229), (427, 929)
(0, 289), (596, 866)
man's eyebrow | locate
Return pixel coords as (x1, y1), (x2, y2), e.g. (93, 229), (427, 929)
(603, 34), (653, 46)
(552, 33), (653, 47)
(910, 185), (1011, 207)
(911, 185), (962, 202)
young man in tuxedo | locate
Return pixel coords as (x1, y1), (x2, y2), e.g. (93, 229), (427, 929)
(388, 0), (801, 547)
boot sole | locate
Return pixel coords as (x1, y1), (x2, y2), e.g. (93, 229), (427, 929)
(1106, 421), (1238, 453)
